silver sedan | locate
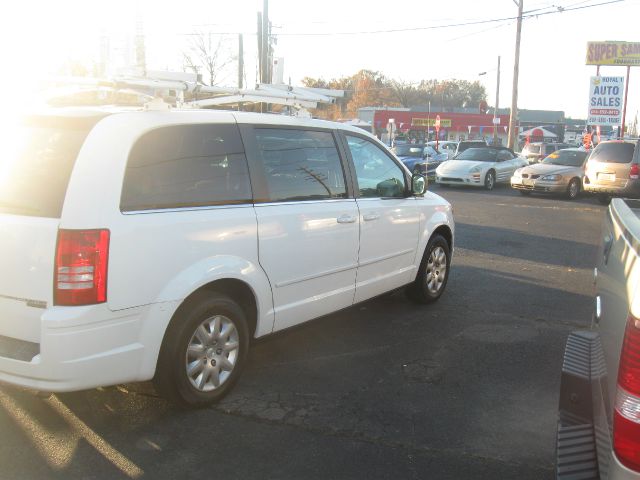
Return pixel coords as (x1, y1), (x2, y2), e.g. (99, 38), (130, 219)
(510, 148), (589, 199)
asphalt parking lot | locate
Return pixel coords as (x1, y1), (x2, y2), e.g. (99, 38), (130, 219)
(0, 184), (606, 480)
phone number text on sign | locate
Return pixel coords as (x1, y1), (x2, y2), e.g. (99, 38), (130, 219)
(587, 76), (624, 126)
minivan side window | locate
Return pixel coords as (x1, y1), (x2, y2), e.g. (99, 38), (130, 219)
(346, 135), (406, 198)
(0, 116), (101, 218)
(254, 128), (347, 202)
(121, 124), (252, 211)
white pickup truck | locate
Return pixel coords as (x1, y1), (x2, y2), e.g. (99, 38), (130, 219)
(557, 198), (640, 479)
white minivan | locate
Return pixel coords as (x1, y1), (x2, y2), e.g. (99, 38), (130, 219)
(0, 108), (454, 406)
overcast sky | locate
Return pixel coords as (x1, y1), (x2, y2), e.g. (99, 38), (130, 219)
(1, 0), (638, 122)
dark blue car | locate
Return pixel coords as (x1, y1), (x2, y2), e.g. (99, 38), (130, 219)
(392, 144), (446, 178)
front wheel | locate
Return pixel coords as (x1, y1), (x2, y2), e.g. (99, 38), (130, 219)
(484, 171), (496, 190)
(566, 178), (580, 200)
(407, 234), (451, 304)
(154, 292), (249, 407)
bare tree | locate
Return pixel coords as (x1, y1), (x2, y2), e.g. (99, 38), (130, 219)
(183, 33), (235, 86)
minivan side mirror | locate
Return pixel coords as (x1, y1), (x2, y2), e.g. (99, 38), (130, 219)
(411, 173), (427, 195)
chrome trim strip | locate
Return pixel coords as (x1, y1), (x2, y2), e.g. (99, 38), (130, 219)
(0, 294), (47, 309)
(255, 199), (355, 208)
(121, 203), (254, 215)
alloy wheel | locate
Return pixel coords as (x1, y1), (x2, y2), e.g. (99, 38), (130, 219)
(185, 315), (239, 392)
(426, 246), (447, 294)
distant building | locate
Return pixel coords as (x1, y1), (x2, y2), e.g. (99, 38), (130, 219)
(358, 106), (568, 144)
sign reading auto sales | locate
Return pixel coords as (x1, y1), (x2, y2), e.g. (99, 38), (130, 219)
(587, 76), (624, 126)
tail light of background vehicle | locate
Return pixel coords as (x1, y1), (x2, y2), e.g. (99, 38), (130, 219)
(54, 229), (110, 306)
(614, 314), (640, 472)
(629, 164), (639, 180)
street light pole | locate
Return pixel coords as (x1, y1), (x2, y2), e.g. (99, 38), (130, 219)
(494, 55), (501, 145)
(507, 0), (523, 150)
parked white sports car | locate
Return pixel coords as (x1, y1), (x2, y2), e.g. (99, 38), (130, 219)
(435, 147), (527, 190)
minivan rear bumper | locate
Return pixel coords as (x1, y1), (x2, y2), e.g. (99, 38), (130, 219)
(0, 303), (161, 392)
(584, 178), (640, 198)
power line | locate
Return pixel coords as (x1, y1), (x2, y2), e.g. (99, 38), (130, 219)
(173, 0), (623, 38)
(273, 0), (623, 36)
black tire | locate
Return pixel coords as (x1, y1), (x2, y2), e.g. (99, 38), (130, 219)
(407, 234), (451, 304)
(519, 190), (531, 196)
(566, 178), (580, 200)
(597, 194), (611, 205)
(484, 170), (496, 190)
(154, 292), (249, 407)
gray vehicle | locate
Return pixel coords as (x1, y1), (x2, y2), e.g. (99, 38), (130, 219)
(510, 148), (589, 199)
(557, 198), (640, 479)
(583, 140), (640, 204)
(521, 142), (571, 164)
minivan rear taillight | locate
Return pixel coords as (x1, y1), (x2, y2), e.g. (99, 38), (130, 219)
(613, 314), (640, 471)
(629, 164), (639, 180)
(54, 229), (110, 306)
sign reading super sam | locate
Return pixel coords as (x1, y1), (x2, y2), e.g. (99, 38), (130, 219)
(586, 42), (640, 66)
(588, 76), (624, 125)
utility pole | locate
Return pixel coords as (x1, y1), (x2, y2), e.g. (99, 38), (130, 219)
(493, 55), (501, 145)
(262, 0), (270, 84)
(507, 0), (523, 150)
(238, 34), (244, 89)
(257, 12), (263, 83)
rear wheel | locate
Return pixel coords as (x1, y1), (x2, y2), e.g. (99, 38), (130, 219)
(566, 178), (580, 200)
(407, 234), (450, 304)
(484, 170), (496, 190)
(597, 194), (611, 205)
(154, 292), (249, 407)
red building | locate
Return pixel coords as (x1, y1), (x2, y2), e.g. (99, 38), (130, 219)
(372, 110), (511, 142)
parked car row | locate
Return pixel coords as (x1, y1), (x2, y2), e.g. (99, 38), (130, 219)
(402, 138), (640, 204)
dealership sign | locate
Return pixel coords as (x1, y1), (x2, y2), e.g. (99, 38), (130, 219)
(411, 118), (451, 128)
(586, 41), (640, 66)
(587, 76), (624, 126)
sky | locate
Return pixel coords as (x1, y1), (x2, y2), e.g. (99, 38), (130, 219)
(0, 0), (638, 123)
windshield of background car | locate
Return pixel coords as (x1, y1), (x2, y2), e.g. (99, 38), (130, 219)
(589, 142), (635, 164)
(542, 150), (588, 167)
(522, 144), (541, 155)
(454, 148), (498, 162)
(0, 115), (101, 218)
(424, 146), (439, 156)
(393, 145), (423, 157)
(457, 142), (485, 153)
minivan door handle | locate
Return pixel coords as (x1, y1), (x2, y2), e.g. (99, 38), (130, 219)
(363, 213), (380, 222)
(337, 215), (357, 224)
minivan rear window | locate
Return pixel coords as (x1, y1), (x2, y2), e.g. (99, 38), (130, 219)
(121, 124), (252, 211)
(589, 142), (635, 164)
(0, 115), (99, 218)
